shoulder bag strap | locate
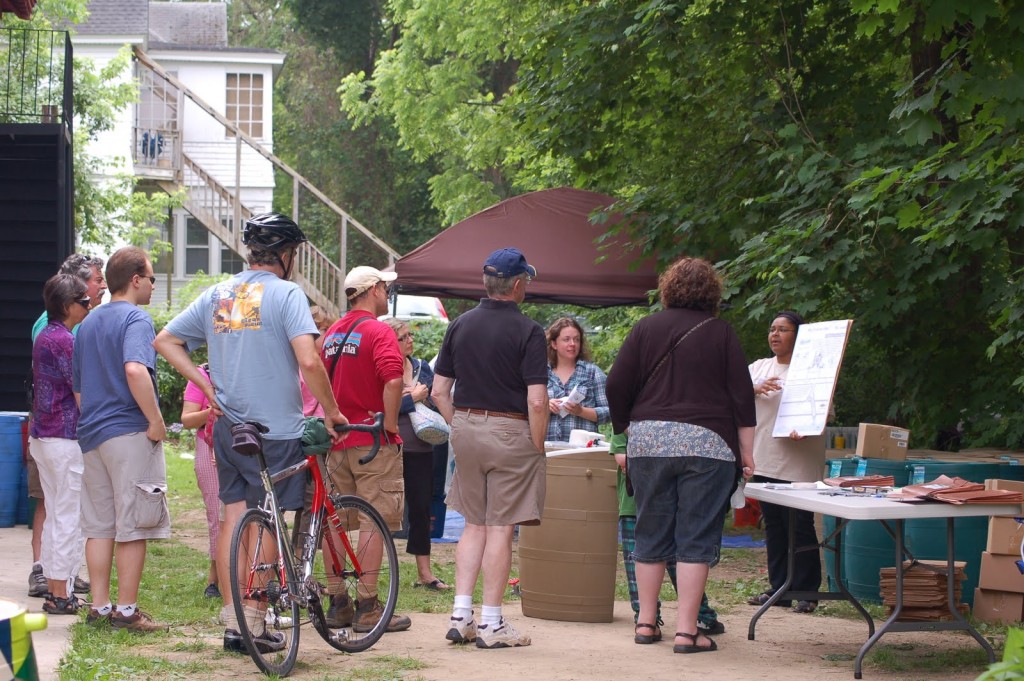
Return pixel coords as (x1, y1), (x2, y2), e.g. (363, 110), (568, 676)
(637, 316), (714, 398)
(329, 316), (372, 382)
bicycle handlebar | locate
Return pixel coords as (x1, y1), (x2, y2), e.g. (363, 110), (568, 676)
(334, 412), (385, 465)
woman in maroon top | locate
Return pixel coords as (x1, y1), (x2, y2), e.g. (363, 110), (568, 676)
(607, 257), (756, 654)
(29, 274), (91, 614)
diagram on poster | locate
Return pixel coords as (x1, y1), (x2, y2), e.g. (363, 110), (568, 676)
(772, 319), (853, 438)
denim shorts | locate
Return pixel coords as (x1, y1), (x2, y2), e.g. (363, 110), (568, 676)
(213, 418), (306, 511)
(629, 455), (733, 566)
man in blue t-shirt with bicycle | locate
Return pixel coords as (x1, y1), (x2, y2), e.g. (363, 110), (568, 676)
(155, 213), (345, 654)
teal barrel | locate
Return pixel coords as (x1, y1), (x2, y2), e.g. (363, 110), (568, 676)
(998, 461), (1024, 482)
(0, 413), (28, 528)
(904, 461), (1001, 607)
(843, 458), (912, 603)
(824, 458), (858, 591)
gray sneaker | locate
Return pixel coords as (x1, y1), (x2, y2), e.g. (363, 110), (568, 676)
(28, 564), (47, 598)
(445, 612), (477, 643)
(476, 618), (530, 649)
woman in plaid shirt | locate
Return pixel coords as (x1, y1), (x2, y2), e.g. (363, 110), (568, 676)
(545, 317), (610, 442)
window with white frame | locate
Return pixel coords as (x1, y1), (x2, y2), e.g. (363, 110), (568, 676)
(226, 73), (264, 138)
(221, 243), (245, 274)
(185, 217), (210, 274)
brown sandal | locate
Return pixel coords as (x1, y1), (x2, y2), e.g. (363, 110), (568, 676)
(674, 631), (718, 654)
(634, 622), (662, 644)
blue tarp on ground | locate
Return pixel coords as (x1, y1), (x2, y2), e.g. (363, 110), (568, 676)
(432, 509), (765, 548)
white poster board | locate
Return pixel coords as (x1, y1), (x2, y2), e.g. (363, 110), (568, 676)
(772, 319), (853, 438)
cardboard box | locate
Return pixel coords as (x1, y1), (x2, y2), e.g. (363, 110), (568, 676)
(985, 479), (1024, 517)
(988, 517), (1024, 555)
(973, 588), (1024, 624)
(855, 423), (910, 460)
(979, 551), (1024, 593)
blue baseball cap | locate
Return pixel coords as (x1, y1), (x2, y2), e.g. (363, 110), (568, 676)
(483, 247), (538, 279)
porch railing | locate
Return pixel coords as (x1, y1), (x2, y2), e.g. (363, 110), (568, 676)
(0, 27), (72, 131)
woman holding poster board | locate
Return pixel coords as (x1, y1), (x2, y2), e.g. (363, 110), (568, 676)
(746, 311), (827, 613)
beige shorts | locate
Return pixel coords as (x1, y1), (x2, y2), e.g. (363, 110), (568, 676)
(325, 443), (404, 531)
(81, 432), (171, 543)
(26, 445), (43, 499)
(446, 411), (546, 526)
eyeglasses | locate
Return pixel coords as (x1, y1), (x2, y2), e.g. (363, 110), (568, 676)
(768, 326), (795, 335)
(76, 297), (91, 309)
(397, 332), (414, 342)
(139, 274), (156, 285)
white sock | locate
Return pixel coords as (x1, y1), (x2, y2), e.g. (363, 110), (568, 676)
(481, 605), (502, 627)
(32, 561), (42, 570)
(243, 605), (267, 635)
(222, 605), (237, 630)
(452, 594), (473, 621)
(115, 603), (137, 617)
(93, 603), (113, 616)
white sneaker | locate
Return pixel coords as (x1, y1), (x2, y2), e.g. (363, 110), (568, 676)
(267, 611), (292, 627)
(476, 617), (530, 649)
(445, 612), (477, 643)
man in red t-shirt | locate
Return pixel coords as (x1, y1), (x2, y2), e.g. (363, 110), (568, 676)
(320, 265), (411, 633)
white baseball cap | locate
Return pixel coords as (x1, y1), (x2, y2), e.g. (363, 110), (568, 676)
(344, 266), (397, 299)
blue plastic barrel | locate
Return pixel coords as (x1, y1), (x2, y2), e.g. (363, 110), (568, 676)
(824, 458), (858, 591)
(843, 458), (912, 603)
(998, 461), (1024, 482)
(0, 413), (28, 528)
(904, 461), (1001, 607)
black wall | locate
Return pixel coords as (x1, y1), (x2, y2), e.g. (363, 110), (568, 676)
(0, 124), (74, 411)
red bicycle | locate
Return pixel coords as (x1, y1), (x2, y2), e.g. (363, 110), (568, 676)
(228, 413), (398, 676)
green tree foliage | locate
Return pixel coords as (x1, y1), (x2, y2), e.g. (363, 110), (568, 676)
(150, 273), (224, 424)
(228, 0), (439, 267)
(3, 3), (181, 255)
(340, 0), (1024, 449)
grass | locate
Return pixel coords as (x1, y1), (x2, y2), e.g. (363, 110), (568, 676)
(57, 444), (1011, 679)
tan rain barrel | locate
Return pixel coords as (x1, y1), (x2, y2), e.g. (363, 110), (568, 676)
(519, 449), (619, 622)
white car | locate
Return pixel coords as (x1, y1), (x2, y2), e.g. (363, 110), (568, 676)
(380, 294), (449, 323)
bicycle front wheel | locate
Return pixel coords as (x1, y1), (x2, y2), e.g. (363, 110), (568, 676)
(308, 494), (399, 653)
(230, 508), (301, 676)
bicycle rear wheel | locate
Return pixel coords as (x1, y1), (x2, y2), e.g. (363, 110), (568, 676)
(230, 508), (301, 676)
(307, 494), (399, 653)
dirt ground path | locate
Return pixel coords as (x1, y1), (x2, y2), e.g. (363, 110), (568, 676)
(163, 600), (988, 681)
(167, 509), (990, 680)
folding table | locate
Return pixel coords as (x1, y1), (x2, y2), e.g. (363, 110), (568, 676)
(744, 482), (1022, 678)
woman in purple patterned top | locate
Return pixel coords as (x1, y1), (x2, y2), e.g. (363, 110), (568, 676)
(29, 273), (91, 615)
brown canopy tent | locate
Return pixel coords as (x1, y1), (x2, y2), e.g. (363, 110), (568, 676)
(0, 0), (35, 19)
(394, 187), (659, 307)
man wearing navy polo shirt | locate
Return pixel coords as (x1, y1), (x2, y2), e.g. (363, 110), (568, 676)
(432, 247), (549, 649)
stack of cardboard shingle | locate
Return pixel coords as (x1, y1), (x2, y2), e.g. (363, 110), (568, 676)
(880, 560), (968, 621)
(975, 479), (1024, 624)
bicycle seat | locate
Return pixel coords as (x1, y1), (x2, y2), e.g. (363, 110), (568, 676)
(231, 421), (268, 456)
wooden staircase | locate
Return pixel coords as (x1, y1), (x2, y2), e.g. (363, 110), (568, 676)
(132, 47), (399, 317)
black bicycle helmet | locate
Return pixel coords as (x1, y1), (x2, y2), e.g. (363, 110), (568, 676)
(242, 212), (308, 251)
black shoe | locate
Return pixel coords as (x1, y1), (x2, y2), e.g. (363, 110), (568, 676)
(204, 583), (221, 599)
(224, 629), (246, 653)
(793, 600), (818, 614)
(224, 628), (286, 653)
(697, 619), (726, 636)
(747, 592), (792, 608)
